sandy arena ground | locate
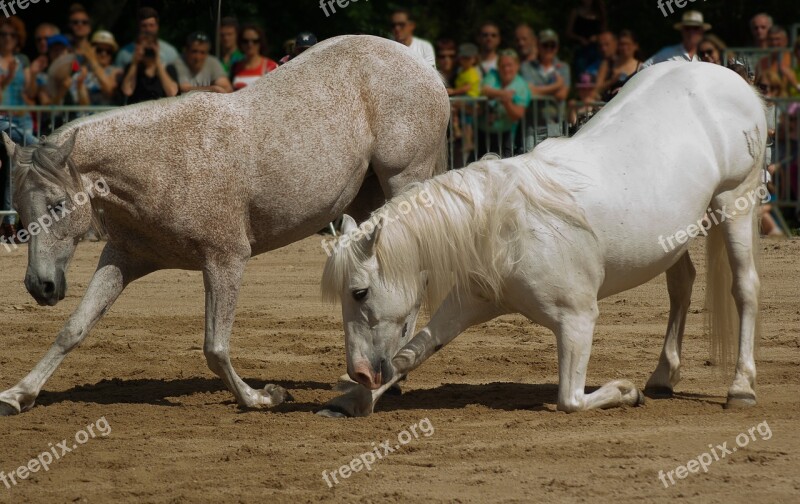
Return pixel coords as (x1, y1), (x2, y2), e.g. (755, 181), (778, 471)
(0, 236), (798, 503)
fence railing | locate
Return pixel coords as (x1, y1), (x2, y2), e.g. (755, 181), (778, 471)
(1, 98), (798, 221)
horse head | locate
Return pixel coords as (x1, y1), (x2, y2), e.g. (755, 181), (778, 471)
(3, 130), (101, 306)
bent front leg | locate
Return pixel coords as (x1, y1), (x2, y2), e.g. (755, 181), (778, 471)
(0, 245), (150, 415)
(646, 252), (696, 397)
(555, 305), (644, 412)
(202, 258), (290, 409)
(318, 289), (505, 418)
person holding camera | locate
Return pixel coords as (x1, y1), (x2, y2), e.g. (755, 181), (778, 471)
(121, 32), (178, 105)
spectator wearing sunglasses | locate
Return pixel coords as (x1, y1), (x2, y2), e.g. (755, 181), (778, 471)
(172, 32), (232, 94)
(390, 9), (435, 69)
(641, 10), (708, 69)
(72, 30), (121, 105)
(697, 34), (727, 65)
(116, 7), (180, 68)
(231, 24), (278, 91)
(67, 3), (91, 47)
(477, 21), (501, 76)
(520, 29), (570, 102)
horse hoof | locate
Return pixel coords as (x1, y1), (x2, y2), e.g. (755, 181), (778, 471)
(634, 389), (646, 406)
(262, 384), (292, 406)
(0, 401), (19, 416)
(724, 394), (756, 409)
(644, 386), (674, 399)
(316, 405), (352, 418)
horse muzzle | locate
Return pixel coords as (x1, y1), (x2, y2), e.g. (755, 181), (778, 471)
(350, 357), (394, 390)
(25, 270), (66, 306)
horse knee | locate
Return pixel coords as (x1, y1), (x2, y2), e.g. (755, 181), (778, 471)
(54, 321), (87, 353)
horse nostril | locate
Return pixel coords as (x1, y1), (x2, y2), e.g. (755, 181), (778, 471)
(354, 371), (372, 387)
(42, 281), (55, 295)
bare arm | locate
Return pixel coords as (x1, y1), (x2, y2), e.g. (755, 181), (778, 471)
(121, 63), (137, 97)
(157, 64), (178, 97)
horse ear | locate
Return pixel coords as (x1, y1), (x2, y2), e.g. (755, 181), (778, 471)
(341, 214), (358, 234)
(1, 132), (16, 159)
(55, 129), (79, 166)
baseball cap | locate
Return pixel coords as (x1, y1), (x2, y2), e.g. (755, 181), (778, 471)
(539, 29), (559, 44)
(47, 34), (72, 49)
(295, 32), (317, 48)
(458, 43), (478, 58)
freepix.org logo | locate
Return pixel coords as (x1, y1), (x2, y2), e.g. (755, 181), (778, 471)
(0, 0), (52, 19)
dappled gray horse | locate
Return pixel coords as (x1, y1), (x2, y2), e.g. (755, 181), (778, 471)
(0, 35), (449, 415)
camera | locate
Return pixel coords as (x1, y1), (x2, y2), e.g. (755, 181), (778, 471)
(144, 47), (156, 58)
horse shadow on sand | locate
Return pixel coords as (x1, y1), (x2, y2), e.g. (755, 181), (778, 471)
(35, 379), (722, 414)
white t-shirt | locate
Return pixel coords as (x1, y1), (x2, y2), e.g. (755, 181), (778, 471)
(640, 44), (699, 69)
(407, 36), (436, 69)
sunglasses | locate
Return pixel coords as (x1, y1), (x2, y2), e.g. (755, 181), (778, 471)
(241, 38), (260, 45)
(71, 19), (90, 26)
(481, 32), (499, 38)
(699, 49), (715, 57)
(438, 53), (455, 60)
(541, 42), (557, 49)
(0, 31), (17, 38)
(391, 22), (408, 29)
(94, 46), (113, 55)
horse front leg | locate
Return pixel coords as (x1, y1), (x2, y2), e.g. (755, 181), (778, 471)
(645, 252), (696, 397)
(317, 289), (505, 417)
(0, 245), (149, 415)
(202, 259), (290, 409)
(553, 303), (645, 412)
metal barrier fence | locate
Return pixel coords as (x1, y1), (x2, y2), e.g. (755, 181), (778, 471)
(0, 98), (798, 223)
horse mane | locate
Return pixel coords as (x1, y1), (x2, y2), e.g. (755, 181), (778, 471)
(13, 127), (104, 232)
(322, 139), (592, 311)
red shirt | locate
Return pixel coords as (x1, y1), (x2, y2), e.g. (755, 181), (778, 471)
(232, 57), (278, 90)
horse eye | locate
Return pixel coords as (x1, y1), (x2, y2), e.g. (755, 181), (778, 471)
(352, 288), (368, 301)
(53, 200), (67, 212)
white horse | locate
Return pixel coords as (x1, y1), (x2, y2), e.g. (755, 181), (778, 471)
(319, 62), (766, 417)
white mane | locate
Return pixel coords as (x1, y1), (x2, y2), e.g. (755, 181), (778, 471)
(322, 140), (592, 310)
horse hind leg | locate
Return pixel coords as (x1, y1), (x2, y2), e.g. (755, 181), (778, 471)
(645, 252), (696, 398)
(713, 196), (760, 408)
(202, 257), (291, 409)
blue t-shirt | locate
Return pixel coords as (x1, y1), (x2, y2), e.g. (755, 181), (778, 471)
(481, 70), (532, 134)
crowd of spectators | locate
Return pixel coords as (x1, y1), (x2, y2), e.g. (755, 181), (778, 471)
(0, 3), (797, 236)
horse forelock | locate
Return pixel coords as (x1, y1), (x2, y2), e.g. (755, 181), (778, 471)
(14, 133), (82, 200)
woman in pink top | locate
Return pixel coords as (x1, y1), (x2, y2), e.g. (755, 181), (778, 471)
(232, 25), (278, 90)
